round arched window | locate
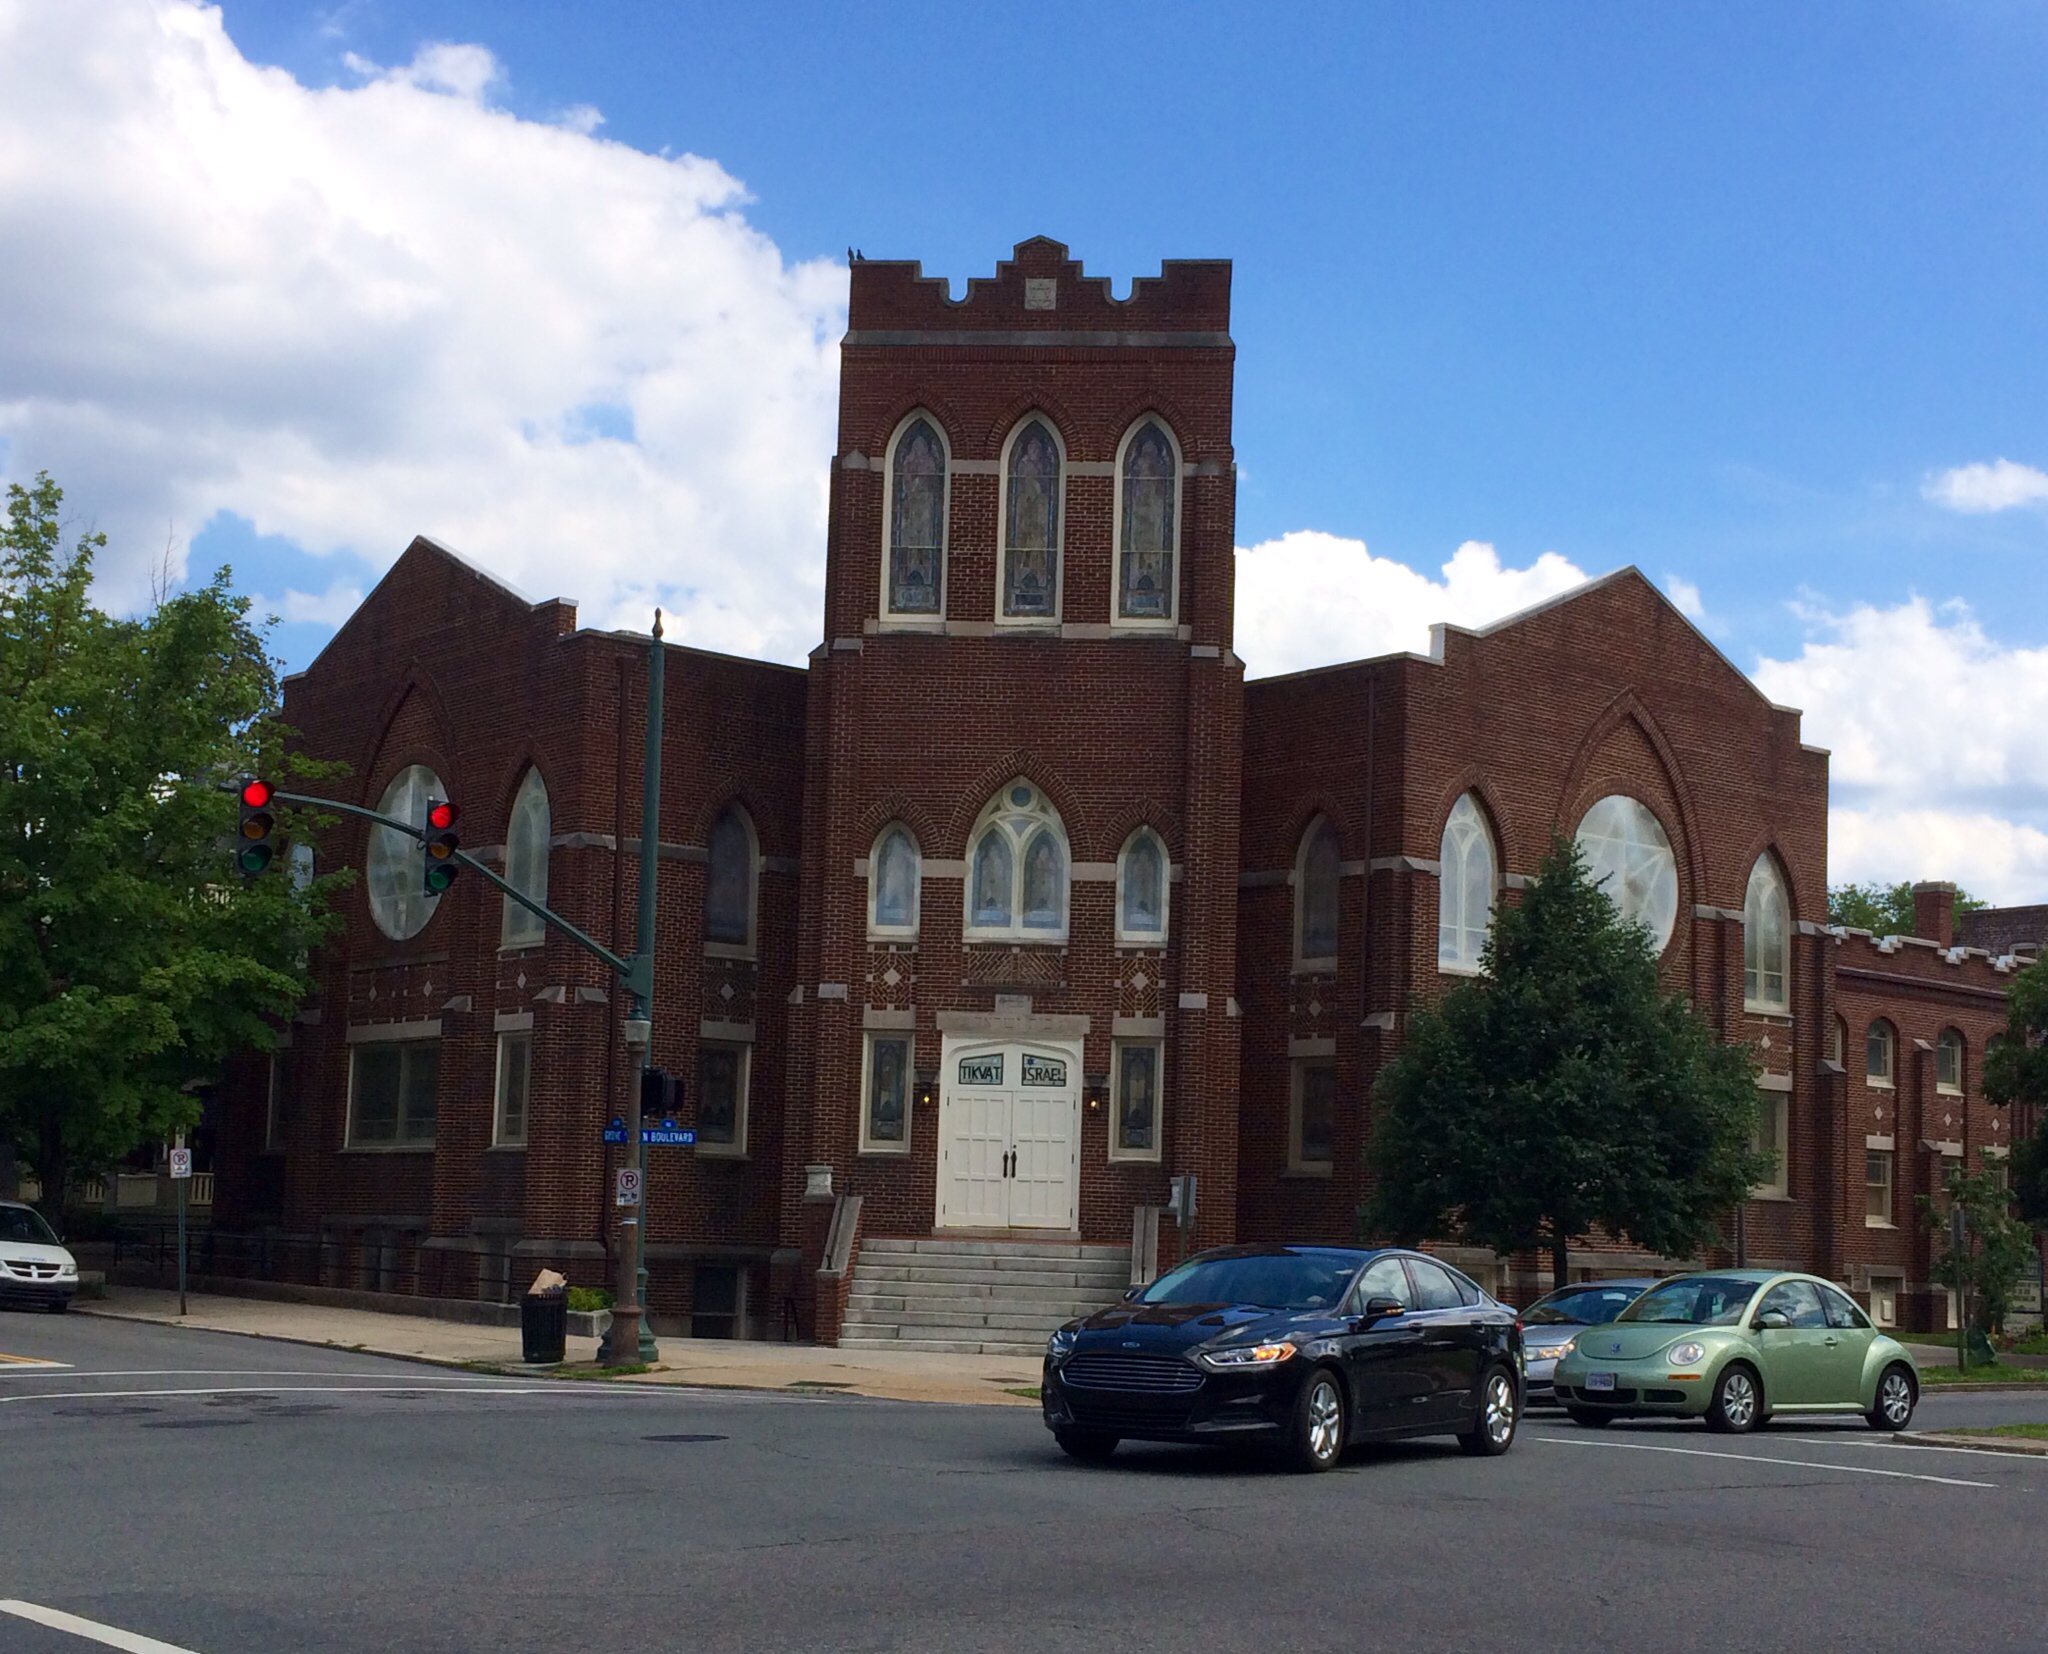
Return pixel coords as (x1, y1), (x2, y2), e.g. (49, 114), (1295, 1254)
(366, 764), (447, 941)
(1574, 795), (1678, 952)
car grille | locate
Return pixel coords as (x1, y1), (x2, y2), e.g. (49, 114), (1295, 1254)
(1570, 1385), (1639, 1404)
(1061, 1353), (1204, 1394)
(1644, 1388), (1688, 1404)
(2, 1260), (59, 1280)
(1064, 1395), (1196, 1433)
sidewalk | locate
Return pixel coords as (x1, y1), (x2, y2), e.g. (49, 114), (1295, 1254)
(77, 1288), (1045, 1407)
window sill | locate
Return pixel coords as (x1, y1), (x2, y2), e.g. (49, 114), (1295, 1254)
(488, 1143), (527, 1154)
(1865, 1080), (1895, 1092)
(1865, 1218), (1896, 1230)
(703, 943), (757, 962)
(1291, 963), (1338, 978)
(1114, 934), (1169, 950)
(695, 1146), (748, 1161)
(1747, 1190), (1794, 1203)
(1743, 1004), (1793, 1020)
(1107, 1151), (1163, 1166)
(340, 1144), (436, 1155)
(963, 932), (1070, 948)
(857, 1145), (911, 1158)
(1936, 1086), (1963, 1098)
(1282, 1165), (1334, 1180)
(1437, 960), (1483, 979)
(867, 930), (919, 945)
(875, 616), (946, 632)
(498, 942), (545, 958)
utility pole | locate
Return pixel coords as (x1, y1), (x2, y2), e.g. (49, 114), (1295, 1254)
(602, 613), (664, 1367)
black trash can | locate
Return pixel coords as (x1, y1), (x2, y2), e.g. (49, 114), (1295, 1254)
(521, 1284), (568, 1365)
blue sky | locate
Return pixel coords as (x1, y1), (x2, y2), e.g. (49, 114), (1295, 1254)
(207, 0), (2048, 664)
(4, 1), (2047, 894)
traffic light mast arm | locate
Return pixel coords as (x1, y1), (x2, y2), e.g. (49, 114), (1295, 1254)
(271, 789), (640, 985)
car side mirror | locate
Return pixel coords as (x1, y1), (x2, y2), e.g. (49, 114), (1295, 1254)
(1754, 1309), (1790, 1331)
(1122, 1285), (1144, 1302)
(1359, 1296), (1405, 1323)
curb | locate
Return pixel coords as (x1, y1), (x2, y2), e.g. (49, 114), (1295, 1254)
(1899, 1431), (2048, 1457)
(73, 1301), (532, 1379)
(1914, 1380), (2048, 1393)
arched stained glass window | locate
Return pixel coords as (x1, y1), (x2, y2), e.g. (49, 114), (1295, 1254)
(1020, 831), (1064, 930)
(1437, 794), (1496, 973)
(964, 781), (1069, 941)
(1119, 829), (1167, 943)
(1118, 419), (1178, 621)
(1296, 818), (1341, 968)
(887, 417), (946, 615)
(1001, 419), (1062, 619)
(366, 764), (446, 942)
(1574, 795), (1679, 953)
(870, 826), (919, 935)
(1743, 855), (1790, 1010)
(501, 768), (551, 948)
(971, 831), (1013, 928)
(704, 807), (756, 949)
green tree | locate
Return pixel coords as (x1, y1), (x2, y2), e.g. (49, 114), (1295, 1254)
(0, 472), (344, 1217)
(1827, 880), (1984, 935)
(1369, 837), (1769, 1287)
(1918, 1167), (2036, 1336)
(1984, 955), (2048, 1228)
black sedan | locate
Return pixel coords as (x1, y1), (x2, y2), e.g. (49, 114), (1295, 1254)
(1042, 1244), (1522, 1472)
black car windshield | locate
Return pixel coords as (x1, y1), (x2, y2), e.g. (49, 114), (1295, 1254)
(1137, 1252), (1356, 1310)
(1523, 1286), (1642, 1327)
(0, 1206), (59, 1245)
(1617, 1276), (1757, 1326)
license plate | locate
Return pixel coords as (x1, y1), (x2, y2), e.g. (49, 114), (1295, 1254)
(1585, 1372), (1617, 1393)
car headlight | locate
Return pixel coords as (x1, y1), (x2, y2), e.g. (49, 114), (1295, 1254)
(1046, 1327), (1076, 1362)
(1667, 1341), (1706, 1368)
(58, 1260), (77, 1278)
(1198, 1340), (1297, 1371)
(1528, 1339), (1574, 1362)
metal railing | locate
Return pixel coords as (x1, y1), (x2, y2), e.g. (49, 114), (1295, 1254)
(16, 1173), (213, 1211)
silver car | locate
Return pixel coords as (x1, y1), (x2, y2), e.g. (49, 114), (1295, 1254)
(1518, 1278), (1656, 1404)
(0, 1201), (79, 1312)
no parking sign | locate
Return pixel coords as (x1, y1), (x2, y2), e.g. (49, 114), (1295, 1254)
(615, 1166), (642, 1207)
(169, 1148), (192, 1180)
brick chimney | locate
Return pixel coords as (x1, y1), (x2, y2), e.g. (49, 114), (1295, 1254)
(1912, 880), (1956, 948)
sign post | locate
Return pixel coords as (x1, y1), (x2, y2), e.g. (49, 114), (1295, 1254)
(169, 1142), (193, 1317)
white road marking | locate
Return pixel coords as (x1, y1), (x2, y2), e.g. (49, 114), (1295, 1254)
(0, 1598), (203, 1652)
(1537, 1432), (1995, 1487)
(2, 1383), (549, 1406)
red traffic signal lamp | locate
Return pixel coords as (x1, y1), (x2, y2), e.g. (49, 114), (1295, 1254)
(237, 777), (276, 877)
(423, 798), (461, 894)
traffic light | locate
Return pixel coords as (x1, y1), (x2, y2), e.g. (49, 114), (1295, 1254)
(236, 777), (276, 878)
(640, 1066), (677, 1118)
(423, 798), (461, 894)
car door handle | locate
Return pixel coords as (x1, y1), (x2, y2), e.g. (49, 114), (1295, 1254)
(1822, 1336), (1839, 1347)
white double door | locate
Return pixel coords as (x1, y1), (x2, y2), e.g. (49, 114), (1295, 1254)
(936, 1038), (1080, 1231)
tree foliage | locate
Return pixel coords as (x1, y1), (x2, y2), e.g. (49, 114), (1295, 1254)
(1826, 880), (1984, 935)
(1984, 955), (2048, 1229)
(0, 473), (345, 1213)
(1369, 837), (1769, 1284)
(1918, 1167), (2037, 1334)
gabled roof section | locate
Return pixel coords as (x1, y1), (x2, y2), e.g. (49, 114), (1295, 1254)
(1428, 566), (1802, 722)
(285, 535), (577, 682)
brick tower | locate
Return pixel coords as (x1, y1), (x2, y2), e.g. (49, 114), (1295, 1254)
(785, 238), (1244, 1320)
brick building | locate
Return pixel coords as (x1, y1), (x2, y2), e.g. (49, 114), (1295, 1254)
(210, 239), (2036, 1344)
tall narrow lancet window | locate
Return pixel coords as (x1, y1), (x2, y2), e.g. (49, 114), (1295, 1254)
(964, 781), (1069, 941)
(1118, 828), (1168, 944)
(1742, 855), (1790, 1011)
(1436, 794), (1495, 973)
(1295, 817), (1341, 970)
(501, 768), (551, 948)
(886, 417), (946, 616)
(869, 825), (919, 937)
(1001, 419), (1062, 619)
(1117, 420), (1178, 622)
(704, 806), (757, 952)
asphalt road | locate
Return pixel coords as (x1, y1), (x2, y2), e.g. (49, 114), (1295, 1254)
(4, 1311), (2046, 1654)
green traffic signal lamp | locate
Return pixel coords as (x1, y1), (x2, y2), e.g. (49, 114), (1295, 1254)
(423, 798), (461, 895)
(237, 777), (276, 879)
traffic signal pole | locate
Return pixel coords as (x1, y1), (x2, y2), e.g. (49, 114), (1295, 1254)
(260, 612), (669, 1369)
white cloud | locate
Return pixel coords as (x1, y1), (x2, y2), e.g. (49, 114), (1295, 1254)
(1233, 532), (1589, 679)
(0, 0), (844, 661)
(264, 579), (366, 627)
(1922, 457), (2048, 514)
(1752, 598), (2048, 901)
(1664, 573), (1707, 624)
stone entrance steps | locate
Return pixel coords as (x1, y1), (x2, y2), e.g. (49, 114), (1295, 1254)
(838, 1236), (1132, 1357)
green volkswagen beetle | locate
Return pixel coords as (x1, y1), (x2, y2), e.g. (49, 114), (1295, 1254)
(1550, 1269), (1919, 1433)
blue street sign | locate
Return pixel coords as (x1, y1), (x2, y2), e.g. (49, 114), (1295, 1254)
(603, 1116), (696, 1146)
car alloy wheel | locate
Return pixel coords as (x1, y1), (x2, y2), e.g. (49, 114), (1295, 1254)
(1460, 1367), (1518, 1456)
(1707, 1365), (1760, 1434)
(1288, 1371), (1345, 1473)
(1867, 1365), (1916, 1432)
